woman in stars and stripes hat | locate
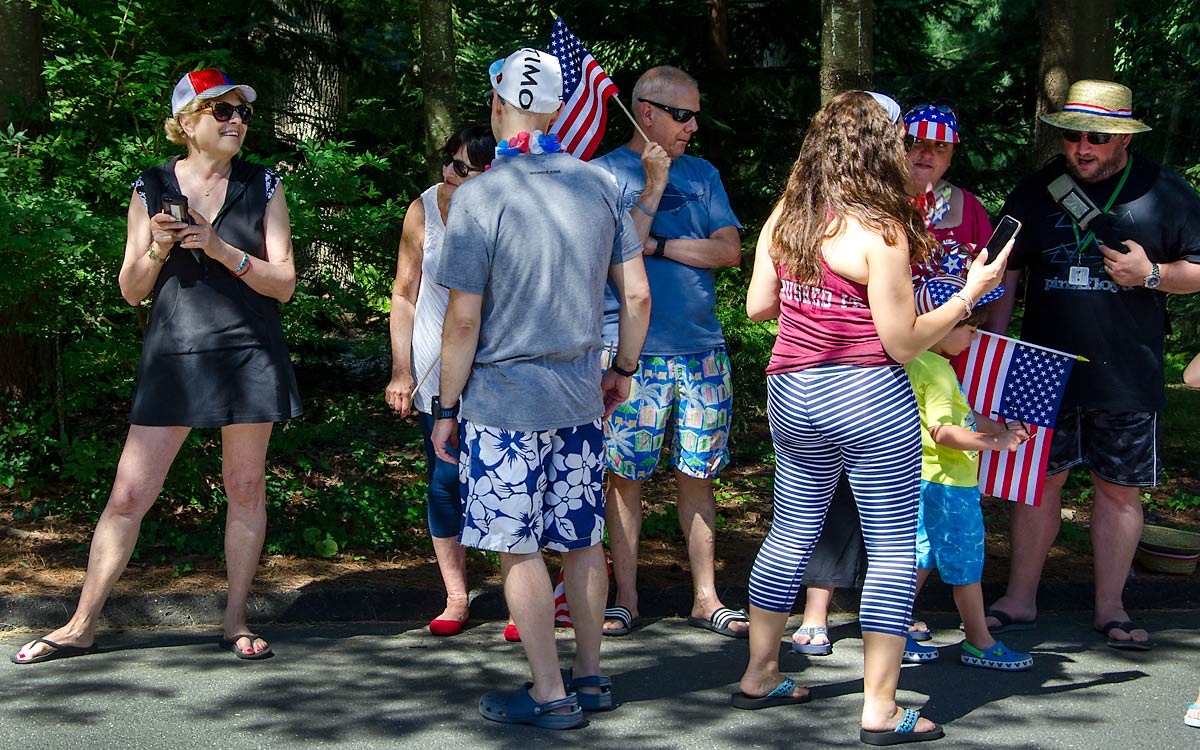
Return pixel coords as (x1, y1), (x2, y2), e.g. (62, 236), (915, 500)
(903, 101), (994, 286)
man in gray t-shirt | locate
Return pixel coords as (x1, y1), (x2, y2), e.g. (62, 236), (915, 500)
(431, 48), (650, 728)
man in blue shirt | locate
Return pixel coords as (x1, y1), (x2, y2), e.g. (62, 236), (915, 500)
(594, 66), (747, 638)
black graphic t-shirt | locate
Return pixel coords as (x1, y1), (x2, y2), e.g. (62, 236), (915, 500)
(1002, 153), (1200, 411)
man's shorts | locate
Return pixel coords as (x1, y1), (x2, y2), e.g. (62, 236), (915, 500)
(915, 481), (984, 586)
(458, 419), (606, 555)
(1046, 407), (1158, 487)
(602, 346), (733, 481)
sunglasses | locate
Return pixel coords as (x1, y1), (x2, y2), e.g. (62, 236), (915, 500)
(904, 135), (953, 152)
(447, 158), (483, 178)
(1061, 130), (1114, 145)
(200, 101), (253, 124)
(908, 99), (958, 117)
(638, 98), (699, 124)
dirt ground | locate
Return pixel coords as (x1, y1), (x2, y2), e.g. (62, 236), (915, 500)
(4, 458), (1198, 600)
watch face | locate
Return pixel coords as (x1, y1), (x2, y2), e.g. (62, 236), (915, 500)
(1145, 274), (1161, 289)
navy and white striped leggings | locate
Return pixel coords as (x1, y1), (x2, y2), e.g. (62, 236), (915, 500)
(749, 364), (922, 636)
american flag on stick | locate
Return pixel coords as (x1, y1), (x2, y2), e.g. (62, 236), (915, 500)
(547, 16), (618, 160)
(952, 331), (1080, 506)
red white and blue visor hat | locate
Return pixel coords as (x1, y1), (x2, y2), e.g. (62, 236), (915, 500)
(172, 69), (257, 117)
(904, 104), (959, 144)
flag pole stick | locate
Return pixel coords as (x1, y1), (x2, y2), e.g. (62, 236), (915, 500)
(550, 10), (651, 144)
(982, 330), (1089, 362)
(413, 355), (440, 396)
(612, 95), (651, 144)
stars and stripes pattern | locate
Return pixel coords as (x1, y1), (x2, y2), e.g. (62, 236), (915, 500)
(953, 332), (1078, 506)
(547, 16), (617, 161)
(904, 105), (960, 143)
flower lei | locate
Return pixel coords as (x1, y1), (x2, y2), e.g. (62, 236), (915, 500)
(494, 130), (562, 160)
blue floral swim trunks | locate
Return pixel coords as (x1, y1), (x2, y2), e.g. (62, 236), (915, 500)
(458, 419), (606, 555)
(603, 346), (732, 480)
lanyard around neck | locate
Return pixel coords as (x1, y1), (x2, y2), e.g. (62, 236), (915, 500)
(1070, 154), (1133, 255)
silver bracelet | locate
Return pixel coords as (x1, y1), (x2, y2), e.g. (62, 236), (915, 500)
(951, 292), (974, 319)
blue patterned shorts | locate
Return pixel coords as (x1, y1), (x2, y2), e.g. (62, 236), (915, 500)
(458, 420), (606, 555)
(915, 480), (985, 585)
(602, 346), (732, 480)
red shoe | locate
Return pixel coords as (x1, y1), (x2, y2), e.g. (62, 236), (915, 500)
(429, 617), (469, 637)
(503, 623), (521, 642)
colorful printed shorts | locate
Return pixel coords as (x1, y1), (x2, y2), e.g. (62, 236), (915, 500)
(458, 419), (606, 555)
(915, 480), (985, 586)
(603, 347), (732, 480)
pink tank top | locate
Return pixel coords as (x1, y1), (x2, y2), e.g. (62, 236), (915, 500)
(767, 258), (895, 374)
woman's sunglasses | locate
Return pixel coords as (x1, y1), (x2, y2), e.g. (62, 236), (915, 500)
(200, 101), (253, 124)
(908, 99), (958, 117)
(1061, 130), (1114, 145)
(637, 98), (699, 124)
(447, 158), (483, 178)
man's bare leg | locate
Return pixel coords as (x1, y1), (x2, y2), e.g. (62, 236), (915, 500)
(986, 469), (1070, 628)
(1090, 473), (1149, 645)
(501, 551), (568, 707)
(561, 543), (607, 686)
(677, 471), (747, 634)
(603, 474), (643, 632)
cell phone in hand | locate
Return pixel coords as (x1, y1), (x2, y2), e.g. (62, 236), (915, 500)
(981, 215), (1021, 264)
(162, 195), (192, 224)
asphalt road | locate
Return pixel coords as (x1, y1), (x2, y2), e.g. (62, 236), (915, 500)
(1, 611), (1196, 750)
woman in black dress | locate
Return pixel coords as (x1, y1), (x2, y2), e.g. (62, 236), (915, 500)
(11, 69), (301, 664)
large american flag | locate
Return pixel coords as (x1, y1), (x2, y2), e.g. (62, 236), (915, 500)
(952, 332), (1078, 506)
(547, 16), (617, 161)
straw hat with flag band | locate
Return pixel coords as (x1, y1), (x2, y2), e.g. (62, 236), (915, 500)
(1039, 79), (1151, 134)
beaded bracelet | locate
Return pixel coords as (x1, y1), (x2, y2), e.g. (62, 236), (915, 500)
(233, 252), (252, 277)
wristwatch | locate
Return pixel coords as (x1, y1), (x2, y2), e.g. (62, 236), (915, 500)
(430, 396), (459, 420)
(1143, 263), (1161, 289)
(651, 235), (667, 258)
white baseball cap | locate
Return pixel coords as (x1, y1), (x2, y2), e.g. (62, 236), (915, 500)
(171, 69), (257, 117)
(488, 48), (563, 114)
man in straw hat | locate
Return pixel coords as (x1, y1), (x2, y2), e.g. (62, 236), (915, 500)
(591, 66), (747, 640)
(985, 79), (1200, 650)
(430, 48), (650, 727)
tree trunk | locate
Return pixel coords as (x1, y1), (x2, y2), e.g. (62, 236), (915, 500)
(270, 0), (351, 284)
(419, 0), (456, 185)
(271, 0), (346, 145)
(820, 0), (872, 105)
(0, 0), (44, 126)
(704, 0), (733, 182)
(1033, 0), (1115, 166)
(0, 1), (50, 402)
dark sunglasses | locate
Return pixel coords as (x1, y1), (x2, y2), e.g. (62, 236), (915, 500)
(1061, 130), (1114, 145)
(447, 158), (483, 178)
(904, 135), (953, 151)
(638, 98), (699, 124)
(201, 101), (253, 124)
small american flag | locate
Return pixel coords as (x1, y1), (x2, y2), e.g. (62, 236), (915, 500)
(547, 16), (617, 161)
(553, 568), (572, 627)
(953, 332), (1078, 506)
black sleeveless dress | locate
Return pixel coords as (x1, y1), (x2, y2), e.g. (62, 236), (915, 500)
(128, 157), (302, 427)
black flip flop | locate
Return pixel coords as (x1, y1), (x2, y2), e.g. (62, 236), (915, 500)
(602, 606), (638, 637)
(688, 607), (750, 639)
(985, 607), (1037, 634)
(9, 638), (98, 665)
(1095, 620), (1154, 651)
(220, 633), (274, 660)
(731, 677), (811, 710)
(860, 708), (945, 745)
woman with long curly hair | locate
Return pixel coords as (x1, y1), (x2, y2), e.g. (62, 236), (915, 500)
(733, 91), (1009, 745)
